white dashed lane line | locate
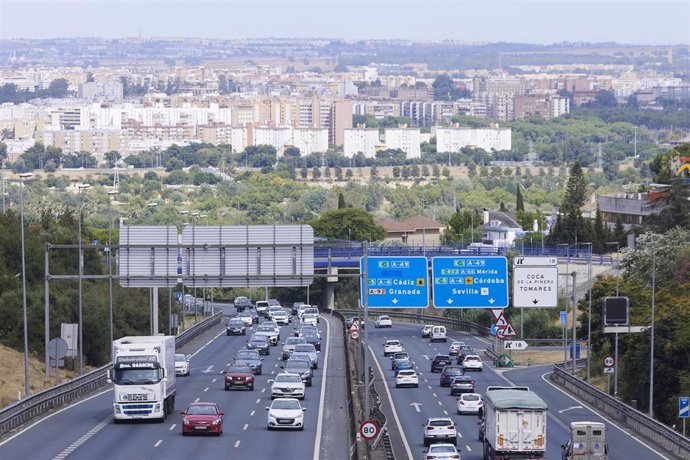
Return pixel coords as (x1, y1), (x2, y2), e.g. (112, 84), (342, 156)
(243, 423), (248, 431)
(234, 440), (241, 448)
(250, 410), (255, 416)
(194, 397), (200, 403)
(203, 387), (209, 392)
(154, 440), (162, 448)
(255, 399), (261, 404)
(168, 424), (176, 431)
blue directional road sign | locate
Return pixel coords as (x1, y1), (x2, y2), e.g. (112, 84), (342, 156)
(360, 256), (429, 308)
(680, 396), (689, 418)
(560, 310), (567, 325)
(431, 256), (508, 308)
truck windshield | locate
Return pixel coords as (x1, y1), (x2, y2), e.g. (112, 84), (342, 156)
(113, 368), (162, 385)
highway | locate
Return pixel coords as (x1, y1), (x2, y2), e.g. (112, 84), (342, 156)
(0, 306), (349, 460)
(365, 320), (671, 460)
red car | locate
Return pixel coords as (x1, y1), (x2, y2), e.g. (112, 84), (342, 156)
(181, 402), (224, 436)
(224, 365), (255, 390)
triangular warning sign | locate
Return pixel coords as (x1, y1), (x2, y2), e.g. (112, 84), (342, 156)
(494, 314), (508, 328)
(491, 309), (504, 320)
(349, 322), (359, 332)
(502, 323), (517, 337)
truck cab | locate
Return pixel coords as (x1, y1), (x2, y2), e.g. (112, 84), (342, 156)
(561, 421), (608, 460)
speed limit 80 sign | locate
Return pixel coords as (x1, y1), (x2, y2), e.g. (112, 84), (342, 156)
(359, 420), (380, 441)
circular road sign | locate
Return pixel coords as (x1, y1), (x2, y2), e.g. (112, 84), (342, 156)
(48, 337), (68, 360)
(350, 330), (360, 340)
(359, 420), (379, 441)
(604, 356), (615, 367)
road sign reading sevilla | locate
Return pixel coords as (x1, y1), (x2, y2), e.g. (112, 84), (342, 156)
(431, 256), (508, 308)
(360, 256), (429, 308)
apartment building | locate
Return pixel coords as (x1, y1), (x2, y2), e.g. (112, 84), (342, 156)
(435, 126), (512, 153)
(384, 127), (421, 158)
(513, 94), (570, 119)
(343, 128), (380, 158)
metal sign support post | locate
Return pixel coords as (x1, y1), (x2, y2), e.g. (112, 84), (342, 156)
(571, 271), (577, 375)
(362, 242), (370, 418)
(614, 333), (619, 397)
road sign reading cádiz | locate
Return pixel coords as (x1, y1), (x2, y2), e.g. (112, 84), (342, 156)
(359, 420), (380, 440)
(604, 356), (615, 367)
(360, 256), (429, 308)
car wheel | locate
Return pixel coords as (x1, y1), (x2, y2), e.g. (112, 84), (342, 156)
(225, 386), (229, 391)
(308, 380), (313, 387)
(267, 426), (273, 431)
(226, 331), (231, 336)
(299, 426), (304, 431)
(423, 439), (429, 447)
(451, 438), (457, 447)
(182, 431), (187, 436)
(458, 410), (461, 415)
(257, 369), (262, 376)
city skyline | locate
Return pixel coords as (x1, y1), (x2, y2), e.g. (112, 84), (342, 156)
(1, 0), (688, 46)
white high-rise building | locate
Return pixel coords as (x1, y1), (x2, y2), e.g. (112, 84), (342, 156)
(384, 128), (421, 158)
(436, 126), (511, 153)
(344, 128), (380, 158)
(291, 128), (328, 155)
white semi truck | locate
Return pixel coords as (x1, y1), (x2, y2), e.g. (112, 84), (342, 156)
(479, 387), (548, 460)
(108, 336), (177, 423)
(561, 421), (608, 460)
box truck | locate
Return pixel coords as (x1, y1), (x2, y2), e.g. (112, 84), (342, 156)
(479, 388), (548, 459)
(108, 336), (176, 423)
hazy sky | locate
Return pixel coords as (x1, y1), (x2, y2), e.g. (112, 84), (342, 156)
(1, 0), (688, 45)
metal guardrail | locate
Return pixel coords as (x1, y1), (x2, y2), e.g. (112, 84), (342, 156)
(0, 312), (222, 437)
(550, 364), (690, 460)
(338, 309), (491, 337)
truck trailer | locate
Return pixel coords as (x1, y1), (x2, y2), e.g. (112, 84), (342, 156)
(108, 336), (176, 423)
(561, 421), (608, 460)
(479, 388), (548, 460)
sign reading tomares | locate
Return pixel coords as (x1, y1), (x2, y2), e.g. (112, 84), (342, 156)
(512, 256), (558, 307)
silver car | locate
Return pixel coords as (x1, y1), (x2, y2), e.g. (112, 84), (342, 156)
(269, 372), (305, 400)
(281, 337), (306, 360)
(291, 343), (319, 369)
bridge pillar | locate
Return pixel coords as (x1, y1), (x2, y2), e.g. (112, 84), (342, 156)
(322, 280), (335, 309)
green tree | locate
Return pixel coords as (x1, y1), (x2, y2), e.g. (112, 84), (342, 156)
(516, 183), (525, 212)
(311, 166), (321, 181)
(104, 151), (121, 168)
(310, 207), (385, 242)
(338, 193), (347, 209)
(392, 166), (401, 179)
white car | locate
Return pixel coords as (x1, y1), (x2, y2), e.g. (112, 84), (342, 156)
(456, 392), (483, 415)
(425, 443), (461, 459)
(395, 369), (419, 388)
(461, 355), (483, 372)
(272, 310), (290, 325)
(423, 417), (457, 447)
(448, 341), (465, 356)
(269, 373), (305, 400)
(255, 300), (270, 316)
(255, 324), (279, 345)
(374, 315), (392, 328)
(174, 353), (190, 376)
(383, 339), (403, 356)
(267, 305), (284, 320)
(301, 313), (319, 327)
(266, 397), (306, 430)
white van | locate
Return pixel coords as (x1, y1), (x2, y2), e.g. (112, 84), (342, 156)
(430, 325), (447, 343)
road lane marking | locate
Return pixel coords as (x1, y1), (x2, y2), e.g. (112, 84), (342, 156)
(313, 311), (331, 460)
(540, 371), (670, 460)
(51, 417), (109, 460)
(368, 344), (413, 459)
(201, 365), (214, 373)
(204, 387), (209, 392)
(443, 410), (448, 415)
(261, 388), (266, 393)
(256, 399), (261, 404)
(438, 401), (443, 406)
(234, 440), (241, 448)
(243, 423), (248, 430)
(194, 397), (200, 402)
(212, 378), (217, 383)
(250, 410), (255, 416)
(169, 424), (176, 431)
(154, 440), (162, 447)
(432, 392), (437, 397)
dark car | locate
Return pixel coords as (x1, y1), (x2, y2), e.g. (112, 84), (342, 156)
(303, 333), (321, 351)
(431, 354), (453, 373)
(234, 296), (252, 312)
(226, 318), (246, 336)
(393, 359), (414, 375)
(449, 376), (475, 395)
(234, 349), (263, 375)
(224, 365), (255, 390)
(456, 345), (474, 364)
(283, 357), (313, 387)
(440, 365), (465, 386)
(181, 402), (223, 436)
(391, 352), (410, 370)
(291, 301), (305, 316)
(247, 308), (259, 324)
(246, 334), (271, 355)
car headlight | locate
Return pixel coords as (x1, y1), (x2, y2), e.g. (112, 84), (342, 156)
(212, 419), (221, 425)
(183, 417), (190, 424)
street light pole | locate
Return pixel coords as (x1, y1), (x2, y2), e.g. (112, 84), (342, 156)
(581, 242), (593, 382)
(606, 241), (620, 396)
(649, 247), (656, 417)
(77, 183), (91, 375)
(19, 172), (33, 397)
(107, 190), (118, 360)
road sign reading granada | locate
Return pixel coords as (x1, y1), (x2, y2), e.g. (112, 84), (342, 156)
(360, 256), (429, 308)
(431, 256), (509, 308)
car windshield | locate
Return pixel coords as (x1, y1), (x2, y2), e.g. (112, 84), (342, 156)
(463, 394), (481, 401)
(301, 327), (318, 334)
(229, 319), (243, 325)
(238, 312), (250, 318)
(286, 360), (308, 370)
(453, 376), (471, 382)
(285, 338), (304, 345)
(113, 368), (162, 385)
(250, 336), (267, 343)
(386, 341), (400, 346)
(237, 350), (259, 359)
(272, 400), (300, 410)
(228, 366), (251, 373)
(275, 374), (302, 383)
(444, 367), (463, 374)
(258, 326), (273, 332)
(304, 334), (319, 341)
(175, 354), (186, 362)
(398, 370), (415, 376)
(186, 405), (218, 415)
(294, 345), (315, 353)
(429, 445), (456, 453)
(465, 356), (480, 361)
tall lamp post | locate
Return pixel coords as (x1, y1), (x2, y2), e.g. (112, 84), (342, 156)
(19, 172), (33, 397)
(649, 245), (656, 417)
(147, 202), (158, 334)
(606, 241), (620, 396)
(107, 190), (118, 359)
(77, 183), (91, 375)
(581, 242), (593, 382)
